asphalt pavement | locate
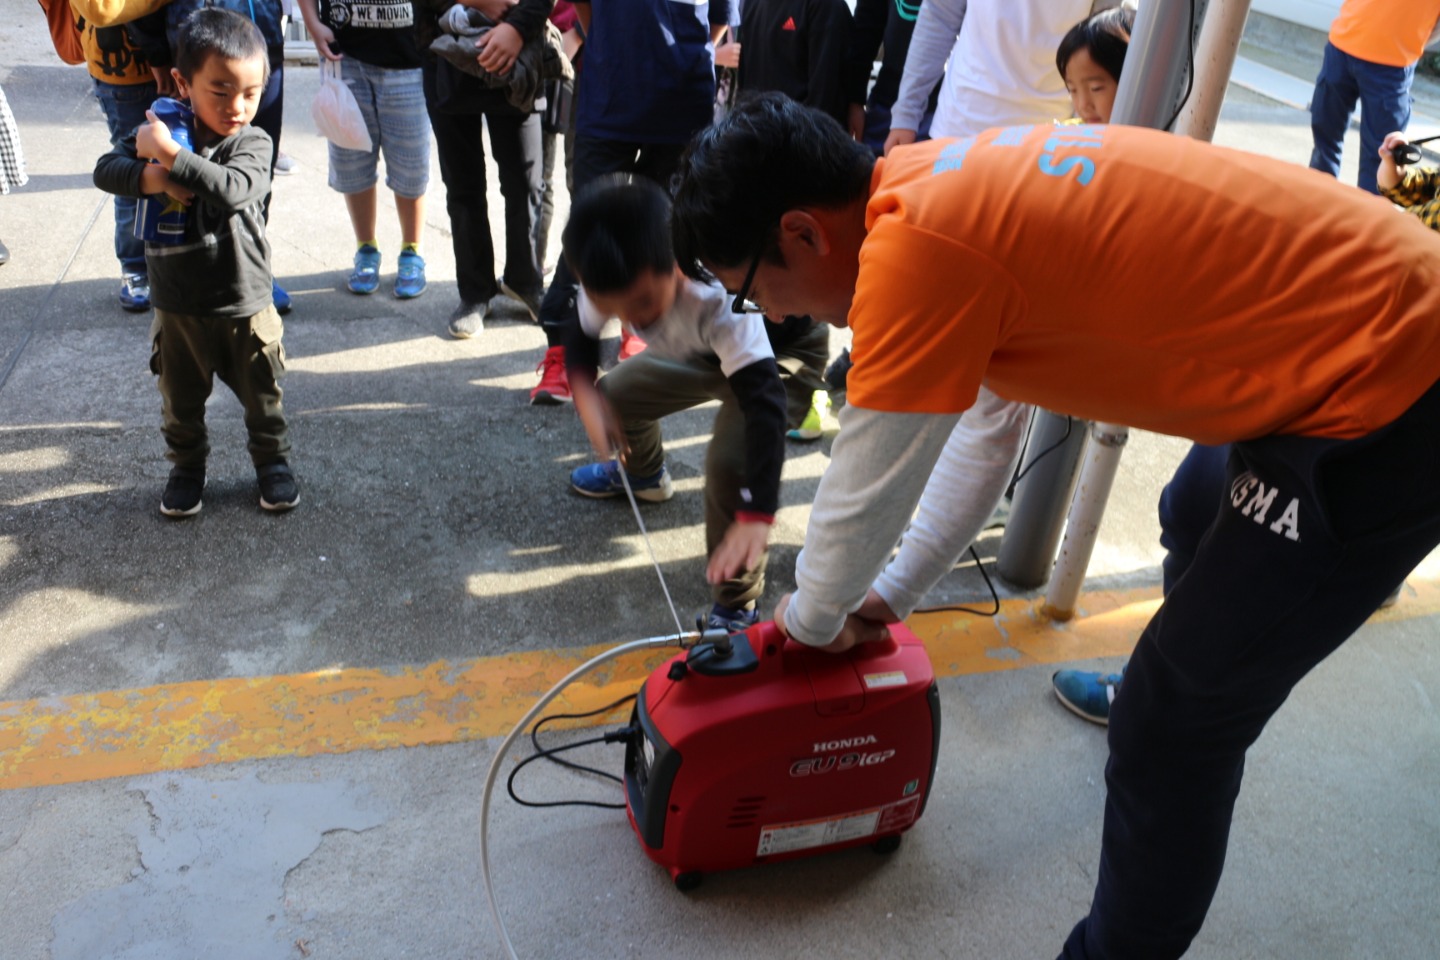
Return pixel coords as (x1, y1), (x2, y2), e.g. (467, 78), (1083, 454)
(1, 6), (1437, 959)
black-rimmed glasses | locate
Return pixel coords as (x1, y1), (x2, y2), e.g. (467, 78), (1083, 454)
(730, 240), (766, 314)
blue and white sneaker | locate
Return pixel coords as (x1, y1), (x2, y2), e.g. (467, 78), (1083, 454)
(1051, 666), (1126, 726)
(348, 245), (381, 295)
(394, 249), (427, 299)
(705, 603), (760, 634)
(272, 279), (292, 314)
(569, 461), (673, 502)
(119, 272), (151, 312)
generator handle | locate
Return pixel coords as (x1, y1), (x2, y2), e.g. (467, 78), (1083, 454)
(480, 631), (703, 959)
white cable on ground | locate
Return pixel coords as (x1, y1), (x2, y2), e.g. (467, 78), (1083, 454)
(615, 456), (687, 638)
(480, 448), (702, 956)
(479, 631), (701, 960)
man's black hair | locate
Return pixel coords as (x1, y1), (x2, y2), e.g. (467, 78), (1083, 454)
(1056, 6), (1136, 86)
(561, 176), (676, 295)
(671, 92), (875, 282)
(175, 8), (270, 83)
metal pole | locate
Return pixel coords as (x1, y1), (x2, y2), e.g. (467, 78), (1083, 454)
(1174, 0), (1253, 142)
(1041, 424), (1128, 621)
(997, 0), (1211, 590)
(1043, 0), (1251, 621)
(996, 411), (1087, 589)
(1111, 0), (1211, 133)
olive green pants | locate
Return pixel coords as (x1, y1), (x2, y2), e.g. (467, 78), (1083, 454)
(600, 351), (761, 610)
(150, 305), (290, 471)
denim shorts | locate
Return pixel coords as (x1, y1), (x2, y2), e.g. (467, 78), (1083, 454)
(328, 58), (430, 198)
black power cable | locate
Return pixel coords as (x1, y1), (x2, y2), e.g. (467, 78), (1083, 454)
(507, 730), (635, 810)
(529, 693), (637, 779)
(914, 544), (1002, 617)
(506, 693), (638, 810)
(1011, 415), (1075, 486)
(1163, 0), (1198, 133)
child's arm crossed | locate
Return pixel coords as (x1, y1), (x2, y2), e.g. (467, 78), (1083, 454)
(93, 133), (192, 205)
(140, 112), (272, 213)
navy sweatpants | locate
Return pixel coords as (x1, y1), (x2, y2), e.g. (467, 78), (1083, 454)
(1308, 40), (1414, 195)
(1062, 376), (1440, 959)
(1157, 443), (1231, 595)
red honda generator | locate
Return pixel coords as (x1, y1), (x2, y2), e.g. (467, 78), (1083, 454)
(623, 620), (940, 890)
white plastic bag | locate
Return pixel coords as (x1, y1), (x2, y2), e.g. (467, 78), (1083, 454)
(311, 59), (372, 152)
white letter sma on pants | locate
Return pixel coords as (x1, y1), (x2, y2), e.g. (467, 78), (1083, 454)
(1230, 471), (1301, 542)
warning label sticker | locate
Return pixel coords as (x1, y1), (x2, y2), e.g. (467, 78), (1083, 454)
(863, 671), (907, 689)
(756, 797), (921, 857)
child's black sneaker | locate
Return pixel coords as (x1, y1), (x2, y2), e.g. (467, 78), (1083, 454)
(705, 603), (760, 635)
(257, 461), (300, 512)
(160, 466), (205, 518)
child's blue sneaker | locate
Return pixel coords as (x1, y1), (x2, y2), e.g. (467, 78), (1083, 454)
(1051, 666), (1126, 726)
(705, 603), (759, 634)
(569, 461), (673, 502)
(348, 245), (381, 295)
(119, 272), (151, 312)
(272, 279), (292, 314)
(394, 249), (427, 299)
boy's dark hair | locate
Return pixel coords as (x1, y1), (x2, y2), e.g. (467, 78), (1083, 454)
(175, 8), (270, 83)
(671, 92), (875, 281)
(1056, 6), (1136, 84)
(562, 176), (677, 294)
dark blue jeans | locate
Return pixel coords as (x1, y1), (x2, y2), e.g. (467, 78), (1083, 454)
(93, 78), (158, 275)
(252, 63), (284, 224)
(1061, 376), (1440, 959)
(1308, 41), (1414, 194)
(859, 99), (934, 157)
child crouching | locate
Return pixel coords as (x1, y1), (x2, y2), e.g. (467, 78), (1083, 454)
(561, 178), (788, 631)
(94, 8), (298, 517)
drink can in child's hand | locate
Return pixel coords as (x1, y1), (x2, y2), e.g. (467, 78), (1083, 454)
(135, 98), (195, 245)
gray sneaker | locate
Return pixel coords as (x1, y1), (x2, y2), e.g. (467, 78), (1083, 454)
(448, 300), (486, 339)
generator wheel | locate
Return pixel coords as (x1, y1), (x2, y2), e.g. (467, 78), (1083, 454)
(872, 835), (902, 855)
(674, 871), (704, 892)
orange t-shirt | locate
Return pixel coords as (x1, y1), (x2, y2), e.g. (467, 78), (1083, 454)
(848, 125), (1440, 443)
(1328, 0), (1440, 68)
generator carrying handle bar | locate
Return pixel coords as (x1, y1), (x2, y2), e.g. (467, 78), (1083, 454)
(479, 629), (721, 960)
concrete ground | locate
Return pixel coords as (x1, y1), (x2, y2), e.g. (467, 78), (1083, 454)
(1, 5), (1437, 959)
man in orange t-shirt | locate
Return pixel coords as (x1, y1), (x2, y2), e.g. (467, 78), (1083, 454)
(1309, 0), (1440, 192)
(672, 94), (1440, 959)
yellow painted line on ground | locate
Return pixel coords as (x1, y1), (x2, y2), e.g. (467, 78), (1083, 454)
(3, 579), (1437, 792)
